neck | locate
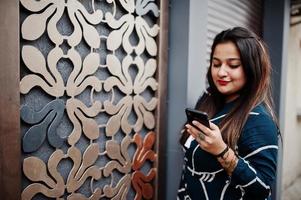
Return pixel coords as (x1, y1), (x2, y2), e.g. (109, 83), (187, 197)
(225, 94), (240, 103)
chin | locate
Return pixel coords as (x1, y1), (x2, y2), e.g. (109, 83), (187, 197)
(217, 88), (231, 95)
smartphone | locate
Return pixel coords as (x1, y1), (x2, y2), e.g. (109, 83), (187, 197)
(185, 108), (210, 128)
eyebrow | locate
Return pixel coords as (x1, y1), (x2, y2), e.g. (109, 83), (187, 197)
(213, 57), (241, 61)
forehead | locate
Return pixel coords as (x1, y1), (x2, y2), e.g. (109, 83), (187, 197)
(213, 41), (240, 60)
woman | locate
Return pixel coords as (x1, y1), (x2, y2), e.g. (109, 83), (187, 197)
(178, 27), (280, 200)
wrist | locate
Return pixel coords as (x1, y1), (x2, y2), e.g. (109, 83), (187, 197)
(215, 145), (229, 159)
(217, 148), (238, 176)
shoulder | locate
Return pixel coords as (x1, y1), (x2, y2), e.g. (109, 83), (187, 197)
(239, 104), (278, 147)
(244, 104), (277, 131)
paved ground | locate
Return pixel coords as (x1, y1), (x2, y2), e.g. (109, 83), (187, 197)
(282, 176), (301, 200)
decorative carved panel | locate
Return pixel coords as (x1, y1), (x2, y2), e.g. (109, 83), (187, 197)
(20, 0), (168, 199)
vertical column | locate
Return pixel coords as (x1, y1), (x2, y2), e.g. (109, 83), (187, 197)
(166, 0), (190, 199)
(0, 0), (21, 199)
(156, 0), (169, 199)
(166, 0), (208, 199)
(263, 0), (290, 199)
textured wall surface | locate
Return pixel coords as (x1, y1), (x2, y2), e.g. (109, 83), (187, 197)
(19, 0), (167, 199)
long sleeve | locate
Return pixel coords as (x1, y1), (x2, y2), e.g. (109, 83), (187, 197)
(231, 113), (279, 199)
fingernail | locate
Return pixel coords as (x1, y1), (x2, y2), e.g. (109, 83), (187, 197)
(192, 120), (197, 125)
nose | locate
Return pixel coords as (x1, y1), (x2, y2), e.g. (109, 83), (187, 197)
(217, 64), (228, 77)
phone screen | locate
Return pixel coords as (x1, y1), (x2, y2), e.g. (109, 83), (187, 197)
(185, 108), (210, 128)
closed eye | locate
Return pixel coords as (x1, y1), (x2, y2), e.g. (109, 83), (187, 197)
(212, 63), (221, 68)
(229, 64), (241, 69)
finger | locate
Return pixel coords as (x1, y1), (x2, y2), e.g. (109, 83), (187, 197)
(192, 120), (211, 135)
(185, 124), (195, 132)
(185, 124), (204, 138)
(185, 124), (198, 136)
(186, 123), (204, 136)
(197, 131), (205, 141)
(187, 128), (206, 143)
(185, 126), (197, 138)
(209, 121), (219, 130)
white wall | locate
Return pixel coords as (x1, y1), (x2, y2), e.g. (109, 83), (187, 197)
(282, 18), (301, 194)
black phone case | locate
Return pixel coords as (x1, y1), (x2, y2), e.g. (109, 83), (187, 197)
(185, 108), (210, 128)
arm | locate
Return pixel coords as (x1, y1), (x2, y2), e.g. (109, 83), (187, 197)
(229, 125), (278, 198)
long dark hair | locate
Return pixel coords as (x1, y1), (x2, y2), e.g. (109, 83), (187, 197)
(181, 27), (278, 149)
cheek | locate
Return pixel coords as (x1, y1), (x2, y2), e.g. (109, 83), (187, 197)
(210, 68), (218, 80)
(235, 72), (247, 88)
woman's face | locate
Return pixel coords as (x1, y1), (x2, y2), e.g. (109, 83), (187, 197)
(211, 41), (246, 102)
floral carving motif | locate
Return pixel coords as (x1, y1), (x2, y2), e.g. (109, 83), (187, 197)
(20, 0), (103, 48)
(132, 131), (157, 200)
(66, 98), (102, 145)
(21, 99), (65, 152)
(104, 55), (158, 136)
(106, 14), (159, 56)
(22, 144), (101, 200)
(20, 46), (102, 98)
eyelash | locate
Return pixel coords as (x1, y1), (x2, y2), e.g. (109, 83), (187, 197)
(229, 65), (240, 69)
(212, 64), (240, 69)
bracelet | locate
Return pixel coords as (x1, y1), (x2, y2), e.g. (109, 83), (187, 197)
(215, 145), (229, 159)
(217, 149), (238, 176)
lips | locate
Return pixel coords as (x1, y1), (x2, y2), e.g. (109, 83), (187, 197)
(217, 80), (229, 86)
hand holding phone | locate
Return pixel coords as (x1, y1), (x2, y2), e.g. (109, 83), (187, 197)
(185, 108), (210, 128)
